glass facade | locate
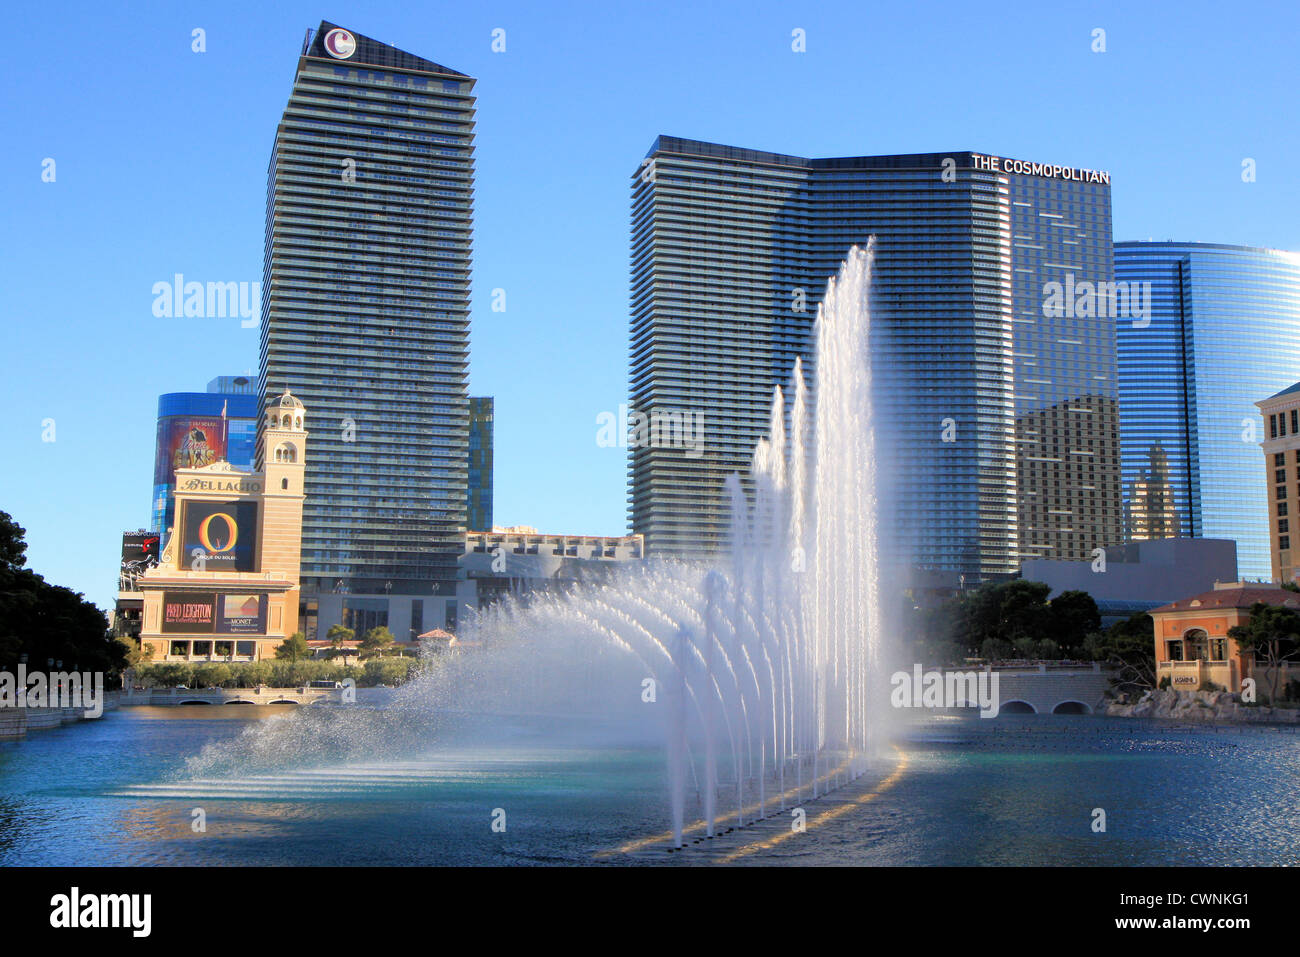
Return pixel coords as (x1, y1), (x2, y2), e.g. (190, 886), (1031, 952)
(467, 396), (493, 531)
(1116, 242), (1300, 579)
(258, 22), (474, 600)
(629, 138), (1120, 579)
(151, 377), (258, 535)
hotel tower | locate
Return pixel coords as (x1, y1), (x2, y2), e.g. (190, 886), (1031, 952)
(629, 138), (1122, 582)
(259, 22), (475, 637)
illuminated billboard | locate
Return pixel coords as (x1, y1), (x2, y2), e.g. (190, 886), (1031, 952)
(182, 501), (258, 572)
(162, 592), (217, 633)
(217, 594), (267, 634)
(155, 417), (226, 485)
(120, 531), (160, 587)
(162, 592), (268, 635)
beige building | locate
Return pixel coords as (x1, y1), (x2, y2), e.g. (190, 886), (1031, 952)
(1256, 381), (1300, 583)
(136, 391), (308, 662)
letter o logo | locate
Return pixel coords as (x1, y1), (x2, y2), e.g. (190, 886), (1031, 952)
(197, 512), (238, 554)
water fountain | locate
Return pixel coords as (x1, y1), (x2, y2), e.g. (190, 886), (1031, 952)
(182, 243), (889, 855)
(433, 242), (888, 848)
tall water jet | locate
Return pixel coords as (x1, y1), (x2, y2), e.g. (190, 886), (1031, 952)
(200, 243), (891, 850)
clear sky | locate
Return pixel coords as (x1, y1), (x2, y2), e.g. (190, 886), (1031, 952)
(3, 0), (1297, 612)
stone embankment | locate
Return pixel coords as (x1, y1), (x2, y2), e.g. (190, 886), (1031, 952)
(0, 692), (120, 741)
(1106, 688), (1300, 724)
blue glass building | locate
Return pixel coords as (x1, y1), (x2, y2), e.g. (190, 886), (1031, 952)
(151, 376), (259, 535)
(1115, 242), (1300, 579)
(630, 139), (1121, 580)
(258, 22), (474, 637)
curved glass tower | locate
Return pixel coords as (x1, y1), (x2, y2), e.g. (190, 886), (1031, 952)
(1115, 242), (1300, 579)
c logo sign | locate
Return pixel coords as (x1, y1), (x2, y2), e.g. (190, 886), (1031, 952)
(323, 28), (357, 59)
(197, 512), (238, 554)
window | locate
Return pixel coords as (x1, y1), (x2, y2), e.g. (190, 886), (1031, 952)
(1278, 485), (1288, 500)
(1184, 630), (1210, 661)
(1271, 415), (1279, 438)
(1166, 639), (1184, 661)
(1280, 519), (1290, 534)
(170, 641), (190, 657)
(1280, 502), (1289, 517)
(1277, 452), (1286, 466)
(1292, 409), (1297, 433)
(1277, 469), (1287, 484)
(1210, 638), (1227, 661)
(1282, 536), (1291, 550)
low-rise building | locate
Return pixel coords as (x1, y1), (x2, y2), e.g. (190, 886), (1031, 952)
(1021, 537), (1238, 626)
(1150, 582), (1300, 692)
(458, 526), (645, 614)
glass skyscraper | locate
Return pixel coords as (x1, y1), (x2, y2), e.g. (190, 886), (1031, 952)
(629, 138), (1120, 580)
(467, 396), (494, 531)
(258, 22), (474, 636)
(1115, 242), (1300, 579)
(151, 376), (258, 535)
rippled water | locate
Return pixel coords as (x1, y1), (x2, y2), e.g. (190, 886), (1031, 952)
(1, 707), (1296, 866)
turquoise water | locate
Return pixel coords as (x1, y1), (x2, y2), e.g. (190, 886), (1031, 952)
(1, 706), (1296, 866)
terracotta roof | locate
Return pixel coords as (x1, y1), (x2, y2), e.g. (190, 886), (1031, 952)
(1152, 586), (1300, 614)
(417, 629), (455, 641)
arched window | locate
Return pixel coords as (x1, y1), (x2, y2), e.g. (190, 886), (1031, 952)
(295, 416), (302, 429)
(281, 478), (289, 490)
(281, 414), (291, 428)
(1184, 628), (1210, 661)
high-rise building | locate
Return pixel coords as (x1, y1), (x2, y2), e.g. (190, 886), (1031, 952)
(629, 138), (1121, 580)
(1256, 381), (1300, 584)
(467, 396), (494, 531)
(1116, 242), (1300, 579)
(258, 22), (475, 637)
(151, 376), (258, 535)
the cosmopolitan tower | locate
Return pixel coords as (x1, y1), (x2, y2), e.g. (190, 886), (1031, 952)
(1116, 242), (1300, 579)
(259, 22), (474, 638)
(630, 138), (1121, 581)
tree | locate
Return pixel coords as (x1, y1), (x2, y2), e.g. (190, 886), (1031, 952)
(961, 580), (1053, 653)
(1228, 603), (1300, 703)
(0, 509), (123, 680)
(193, 663), (233, 689)
(325, 624), (355, 660)
(118, 636), (153, 669)
(274, 631), (311, 662)
(1085, 612), (1156, 697)
(1047, 590), (1101, 657)
(359, 626), (396, 660)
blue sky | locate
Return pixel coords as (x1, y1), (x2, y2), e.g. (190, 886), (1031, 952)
(3, 0), (1297, 612)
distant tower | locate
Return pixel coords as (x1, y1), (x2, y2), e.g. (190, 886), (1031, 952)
(1127, 443), (1181, 541)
